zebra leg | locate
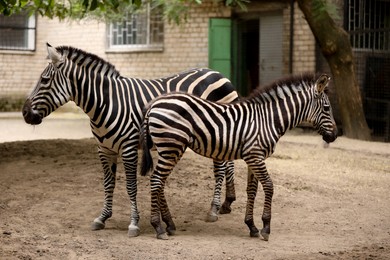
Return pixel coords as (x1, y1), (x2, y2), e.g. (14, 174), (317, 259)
(220, 160), (236, 214)
(150, 164), (170, 240)
(246, 161), (274, 241)
(150, 150), (183, 240)
(122, 150), (141, 237)
(158, 186), (176, 235)
(92, 147), (118, 231)
(244, 168), (260, 237)
(206, 160), (225, 222)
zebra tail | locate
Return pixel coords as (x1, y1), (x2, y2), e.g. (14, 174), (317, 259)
(140, 110), (154, 176)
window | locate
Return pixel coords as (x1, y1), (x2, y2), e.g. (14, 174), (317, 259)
(346, 0), (390, 51)
(0, 12), (36, 51)
(107, 4), (164, 52)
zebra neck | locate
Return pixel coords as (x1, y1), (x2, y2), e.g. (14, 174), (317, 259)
(62, 56), (119, 115)
(69, 67), (117, 121)
(255, 84), (313, 137)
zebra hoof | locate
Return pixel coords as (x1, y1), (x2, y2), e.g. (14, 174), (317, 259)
(205, 213), (218, 222)
(91, 218), (105, 231)
(219, 205), (232, 214)
(249, 231), (260, 238)
(166, 227), (176, 236)
(157, 232), (169, 240)
(128, 226), (140, 237)
(260, 229), (270, 241)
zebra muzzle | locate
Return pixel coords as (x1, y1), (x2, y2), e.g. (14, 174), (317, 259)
(22, 99), (42, 125)
(322, 124), (338, 143)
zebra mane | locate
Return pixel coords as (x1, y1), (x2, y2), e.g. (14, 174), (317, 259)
(55, 46), (121, 77)
(247, 73), (318, 100)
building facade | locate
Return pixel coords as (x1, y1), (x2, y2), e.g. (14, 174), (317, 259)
(0, 0), (315, 100)
(1, 0), (389, 140)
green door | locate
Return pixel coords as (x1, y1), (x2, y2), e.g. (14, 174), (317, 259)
(208, 18), (232, 79)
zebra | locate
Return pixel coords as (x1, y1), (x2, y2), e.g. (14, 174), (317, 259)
(22, 43), (239, 237)
(140, 73), (338, 240)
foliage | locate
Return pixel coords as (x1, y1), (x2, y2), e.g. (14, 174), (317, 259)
(311, 0), (340, 21)
(0, 96), (25, 112)
(0, 0), (249, 23)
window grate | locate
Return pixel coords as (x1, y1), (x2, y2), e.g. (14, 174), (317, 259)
(347, 0), (390, 51)
(107, 4), (164, 52)
(0, 13), (36, 51)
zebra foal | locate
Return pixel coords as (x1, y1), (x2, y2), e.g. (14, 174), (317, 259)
(22, 43), (238, 237)
(140, 73), (338, 240)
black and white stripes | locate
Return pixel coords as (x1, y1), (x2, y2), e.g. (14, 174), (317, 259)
(22, 43), (239, 236)
(140, 73), (338, 240)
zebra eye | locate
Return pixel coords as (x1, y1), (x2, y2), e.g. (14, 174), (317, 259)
(323, 104), (330, 112)
(40, 76), (51, 85)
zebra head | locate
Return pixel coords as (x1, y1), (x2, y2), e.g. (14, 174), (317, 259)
(23, 43), (70, 125)
(308, 74), (338, 143)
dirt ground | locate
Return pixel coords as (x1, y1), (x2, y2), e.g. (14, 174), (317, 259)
(0, 130), (389, 259)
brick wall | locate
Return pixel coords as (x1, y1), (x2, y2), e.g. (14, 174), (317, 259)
(0, 1), (316, 102)
(107, 1), (231, 79)
(0, 1), (229, 100)
(0, 18), (106, 98)
(291, 2), (316, 74)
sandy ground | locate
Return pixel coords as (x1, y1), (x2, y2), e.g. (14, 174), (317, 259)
(0, 115), (389, 259)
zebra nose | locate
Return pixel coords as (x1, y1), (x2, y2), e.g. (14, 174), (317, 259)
(22, 99), (42, 125)
(323, 123), (338, 143)
(22, 99), (31, 118)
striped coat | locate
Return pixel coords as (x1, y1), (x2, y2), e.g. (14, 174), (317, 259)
(22, 44), (239, 236)
(140, 73), (338, 240)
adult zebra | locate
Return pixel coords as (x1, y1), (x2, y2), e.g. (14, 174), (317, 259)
(22, 43), (238, 237)
(140, 73), (338, 240)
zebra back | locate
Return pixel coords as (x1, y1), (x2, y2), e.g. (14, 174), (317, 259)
(141, 73), (337, 163)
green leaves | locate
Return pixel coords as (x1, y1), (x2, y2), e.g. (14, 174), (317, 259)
(312, 0), (340, 21)
(1, 0), (249, 23)
(1, 0), (28, 16)
(224, 0), (248, 9)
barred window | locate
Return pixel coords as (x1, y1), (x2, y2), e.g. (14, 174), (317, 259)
(346, 0), (390, 51)
(0, 12), (36, 51)
(106, 5), (164, 52)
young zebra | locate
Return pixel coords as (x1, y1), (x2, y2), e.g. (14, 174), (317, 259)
(22, 43), (238, 237)
(140, 73), (338, 240)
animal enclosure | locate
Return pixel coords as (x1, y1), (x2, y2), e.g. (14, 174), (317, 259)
(0, 131), (389, 259)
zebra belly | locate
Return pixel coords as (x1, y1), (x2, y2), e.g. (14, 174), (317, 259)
(188, 137), (243, 162)
(91, 122), (139, 154)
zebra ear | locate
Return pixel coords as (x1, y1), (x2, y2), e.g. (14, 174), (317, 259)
(46, 43), (63, 65)
(315, 74), (331, 93)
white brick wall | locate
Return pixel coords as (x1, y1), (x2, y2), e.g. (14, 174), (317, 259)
(292, 2), (316, 74)
(0, 1), (316, 100)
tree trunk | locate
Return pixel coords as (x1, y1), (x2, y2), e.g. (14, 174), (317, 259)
(297, 0), (371, 140)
